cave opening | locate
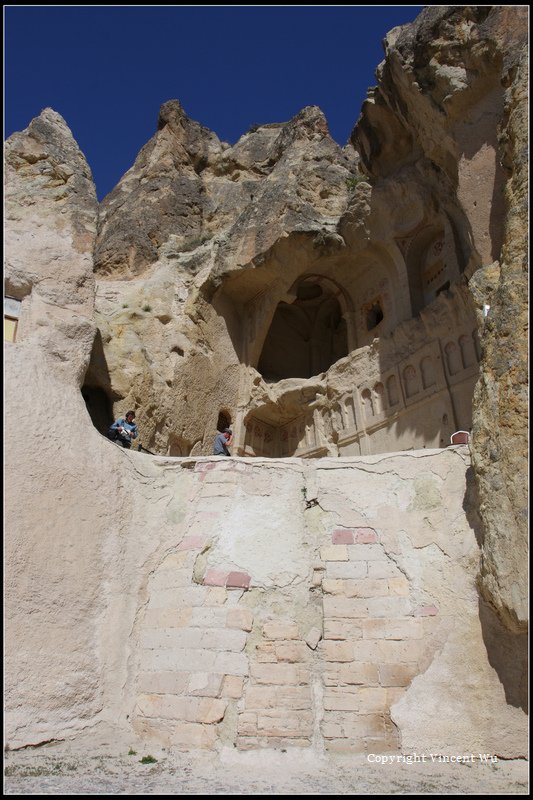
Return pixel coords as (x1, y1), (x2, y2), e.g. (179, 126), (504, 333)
(257, 279), (348, 381)
(81, 329), (115, 436)
(217, 410), (232, 432)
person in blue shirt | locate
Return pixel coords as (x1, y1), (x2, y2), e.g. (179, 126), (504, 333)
(213, 428), (232, 456)
(107, 410), (138, 448)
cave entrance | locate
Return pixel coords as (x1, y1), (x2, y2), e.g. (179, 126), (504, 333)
(81, 386), (113, 436)
(81, 329), (115, 436)
(257, 277), (349, 381)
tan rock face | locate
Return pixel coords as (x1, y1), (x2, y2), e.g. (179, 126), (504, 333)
(470, 53), (529, 633)
(5, 110), (101, 745)
(90, 94), (480, 461)
(5, 108), (98, 380)
(86, 16), (530, 473)
(94, 100), (224, 278)
(94, 102), (354, 281)
(88, 103), (360, 454)
(351, 5), (529, 632)
(353, 6), (526, 268)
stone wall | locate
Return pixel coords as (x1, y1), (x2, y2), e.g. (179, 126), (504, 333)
(127, 451), (526, 756)
(4, 406), (527, 754)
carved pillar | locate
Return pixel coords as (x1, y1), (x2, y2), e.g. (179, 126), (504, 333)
(343, 311), (358, 353)
(233, 408), (247, 457)
(342, 311), (357, 353)
(313, 407), (326, 448)
(353, 388), (370, 455)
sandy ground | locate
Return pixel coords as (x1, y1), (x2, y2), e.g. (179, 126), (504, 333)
(3, 727), (529, 795)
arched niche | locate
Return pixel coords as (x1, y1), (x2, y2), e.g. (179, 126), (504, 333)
(257, 275), (352, 381)
(403, 365), (419, 399)
(344, 395), (356, 428)
(216, 410), (232, 432)
(387, 375), (400, 407)
(361, 388), (374, 419)
(445, 341), (462, 376)
(405, 218), (462, 316)
(459, 334), (477, 368)
(348, 243), (410, 348)
(373, 382), (386, 414)
(420, 356), (436, 389)
(167, 434), (192, 457)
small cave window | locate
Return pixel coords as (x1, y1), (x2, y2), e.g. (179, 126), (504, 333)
(366, 300), (384, 331)
(217, 411), (231, 432)
(436, 281), (450, 296)
(168, 434), (191, 457)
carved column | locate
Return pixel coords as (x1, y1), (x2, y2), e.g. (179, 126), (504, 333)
(343, 311), (358, 353)
(232, 408), (247, 457)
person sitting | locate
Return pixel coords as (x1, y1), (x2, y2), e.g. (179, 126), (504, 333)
(213, 428), (232, 456)
(107, 410), (138, 448)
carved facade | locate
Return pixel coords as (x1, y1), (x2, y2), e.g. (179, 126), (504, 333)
(219, 212), (479, 459)
(237, 327), (479, 458)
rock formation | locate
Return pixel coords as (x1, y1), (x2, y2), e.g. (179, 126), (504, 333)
(5, 108), (97, 372)
(5, 6), (528, 755)
(351, 5), (529, 634)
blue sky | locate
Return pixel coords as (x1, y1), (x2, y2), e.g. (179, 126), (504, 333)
(5, 6), (423, 200)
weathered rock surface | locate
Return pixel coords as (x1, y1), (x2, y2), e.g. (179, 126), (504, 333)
(89, 102), (359, 454)
(4, 108), (98, 376)
(470, 40), (529, 634)
(5, 110), (101, 745)
(95, 101), (356, 281)
(351, 5), (529, 632)
(94, 100), (224, 278)
(87, 12), (528, 469)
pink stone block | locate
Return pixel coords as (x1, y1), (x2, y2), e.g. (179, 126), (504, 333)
(177, 535), (207, 551)
(354, 528), (378, 544)
(332, 530), (355, 545)
(414, 605), (439, 617)
(226, 572), (251, 590)
(194, 461), (218, 473)
(204, 569), (229, 587)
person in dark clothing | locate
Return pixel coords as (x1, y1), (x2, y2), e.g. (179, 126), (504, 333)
(213, 428), (232, 456)
(107, 410), (138, 448)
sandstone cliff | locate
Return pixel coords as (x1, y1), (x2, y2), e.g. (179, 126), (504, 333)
(351, 5), (529, 633)
(5, 109), (103, 745)
(470, 35), (528, 635)
(5, 108), (98, 375)
(89, 102), (358, 456)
